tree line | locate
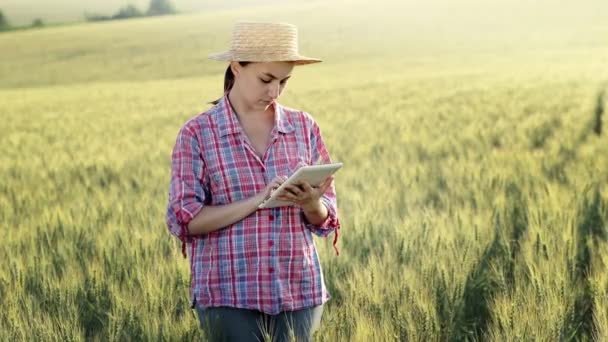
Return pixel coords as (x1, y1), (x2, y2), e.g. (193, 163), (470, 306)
(85, 0), (176, 22)
(0, 0), (176, 32)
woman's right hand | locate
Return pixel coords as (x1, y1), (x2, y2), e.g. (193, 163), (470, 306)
(255, 175), (287, 206)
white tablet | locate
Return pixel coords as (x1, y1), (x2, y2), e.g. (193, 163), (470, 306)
(258, 162), (343, 209)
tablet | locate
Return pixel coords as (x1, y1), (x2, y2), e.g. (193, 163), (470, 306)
(258, 162), (343, 209)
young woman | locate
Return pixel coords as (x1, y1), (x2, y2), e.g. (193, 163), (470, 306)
(166, 22), (340, 341)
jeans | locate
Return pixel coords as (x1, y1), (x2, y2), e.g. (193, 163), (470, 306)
(195, 304), (324, 342)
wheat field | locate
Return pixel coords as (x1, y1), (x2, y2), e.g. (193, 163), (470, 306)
(1, 0), (608, 340)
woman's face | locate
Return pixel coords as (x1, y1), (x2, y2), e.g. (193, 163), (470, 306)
(232, 61), (294, 111)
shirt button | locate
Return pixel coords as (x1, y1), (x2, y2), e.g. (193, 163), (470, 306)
(269, 215), (274, 221)
(268, 240), (274, 247)
(268, 267), (274, 273)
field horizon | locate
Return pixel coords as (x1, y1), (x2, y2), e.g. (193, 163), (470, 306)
(0, 0), (305, 26)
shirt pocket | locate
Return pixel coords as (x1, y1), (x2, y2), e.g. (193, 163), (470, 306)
(209, 168), (258, 204)
(279, 154), (309, 179)
(270, 134), (311, 178)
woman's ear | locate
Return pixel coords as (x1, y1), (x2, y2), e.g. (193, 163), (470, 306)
(230, 62), (241, 77)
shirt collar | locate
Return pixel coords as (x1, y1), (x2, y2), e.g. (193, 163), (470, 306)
(218, 94), (294, 137)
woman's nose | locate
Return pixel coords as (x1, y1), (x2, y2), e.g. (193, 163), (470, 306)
(268, 82), (280, 99)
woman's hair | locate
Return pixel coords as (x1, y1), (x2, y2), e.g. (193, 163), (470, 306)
(211, 61), (250, 104)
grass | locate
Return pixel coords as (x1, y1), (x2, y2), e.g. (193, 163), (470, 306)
(1, 0), (608, 340)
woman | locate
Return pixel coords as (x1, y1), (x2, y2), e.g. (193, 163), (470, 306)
(165, 22), (340, 341)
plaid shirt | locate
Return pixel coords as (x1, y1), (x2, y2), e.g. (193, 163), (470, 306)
(166, 95), (340, 315)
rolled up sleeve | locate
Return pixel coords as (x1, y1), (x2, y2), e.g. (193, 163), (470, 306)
(166, 125), (206, 256)
(303, 118), (341, 253)
(302, 188), (340, 236)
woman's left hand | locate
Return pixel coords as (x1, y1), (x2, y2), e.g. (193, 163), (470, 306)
(275, 176), (333, 210)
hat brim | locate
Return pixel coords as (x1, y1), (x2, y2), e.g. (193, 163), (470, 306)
(208, 51), (322, 65)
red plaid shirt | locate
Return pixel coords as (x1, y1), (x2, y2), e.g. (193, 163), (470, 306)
(166, 95), (340, 314)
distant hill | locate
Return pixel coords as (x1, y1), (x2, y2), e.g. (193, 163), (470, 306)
(0, 0), (296, 26)
(1, 0), (607, 90)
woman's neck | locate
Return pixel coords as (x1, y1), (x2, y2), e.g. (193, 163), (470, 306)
(228, 88), (266, 118)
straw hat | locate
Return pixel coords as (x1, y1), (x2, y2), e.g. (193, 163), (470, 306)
(208, 22), (322, 65)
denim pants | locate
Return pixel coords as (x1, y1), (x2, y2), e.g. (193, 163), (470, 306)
(195, 304), (324, 342)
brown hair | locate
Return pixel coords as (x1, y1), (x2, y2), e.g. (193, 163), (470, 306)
(211, 62), (250, 105)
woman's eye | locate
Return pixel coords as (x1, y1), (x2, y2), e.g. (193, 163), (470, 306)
(260, 78), (271, 84)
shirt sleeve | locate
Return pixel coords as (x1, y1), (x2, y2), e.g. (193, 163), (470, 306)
(302, 118), (341, 254)
(166, 124), (207, 257)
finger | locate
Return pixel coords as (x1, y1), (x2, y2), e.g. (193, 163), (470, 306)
(322, 180), (332, 191)
(285, 188), (301, 197)
(283, 184), (301, 196)
(319, 180), (332, 194)
(285, 186), (307, 200)
(276, 188), (295, 199)
(277, 193), (298, 203)
(295, 180), (311, 188)
(321, 176), (333, 187)
(275, 175), (287, 184)
(300, 182), (315, 193)
(321, 177), (333, 189)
